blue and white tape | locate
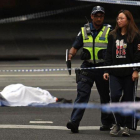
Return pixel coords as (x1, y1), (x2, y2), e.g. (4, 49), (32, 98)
(31, 102), (140, 119)
(77, 0), (140, 6)
(0, 63), (140, 73)
(1, 101), (140, 118)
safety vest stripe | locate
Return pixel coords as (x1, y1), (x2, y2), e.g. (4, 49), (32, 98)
(95, 43), (107, 47)
(100, 26), (109, 38)
(83, 43), (92, 47)
(83, 43), (107, 47)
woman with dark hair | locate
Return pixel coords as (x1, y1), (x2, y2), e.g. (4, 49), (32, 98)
(103, 10), (140, 137)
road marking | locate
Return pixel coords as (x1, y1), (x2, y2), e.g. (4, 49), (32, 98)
(0, 89), (103, 92)
(0, 74), (140, 77)
(0, 125), (139, 130)
(46, 89), (140, 91)
(0, 89), (140, 91)
(35, 119), (43, 120)
(29, 121), (53, 124)
(0, 125), (70, 130)
(0, 74), (75, 77)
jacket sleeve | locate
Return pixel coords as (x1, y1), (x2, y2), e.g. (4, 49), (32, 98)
(72, 31), (83, 50)
(104, 34), (114, 73)
(133, 34), (140, 72)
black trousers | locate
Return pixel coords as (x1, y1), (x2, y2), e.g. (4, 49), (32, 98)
(110, 75), (137, 130)
(71, 68), (113, 126)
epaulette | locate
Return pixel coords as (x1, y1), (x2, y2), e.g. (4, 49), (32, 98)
(103, 24), (112, 28)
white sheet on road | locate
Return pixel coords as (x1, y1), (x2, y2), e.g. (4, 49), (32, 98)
(0, 84), (57, 106)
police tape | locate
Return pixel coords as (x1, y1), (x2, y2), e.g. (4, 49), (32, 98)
(0, 1), (139, 24)
(0, 5), (91, 24)
(77, 0), (140, 6)
(1, 101), (140, 118)
(30, 102), (140, 119)
(0, 62), (140, 73)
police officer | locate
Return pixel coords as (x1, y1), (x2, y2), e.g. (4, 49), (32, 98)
(66, 6), (113, 133)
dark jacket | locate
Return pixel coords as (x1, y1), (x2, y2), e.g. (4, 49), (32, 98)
(104, 30), (140, 77)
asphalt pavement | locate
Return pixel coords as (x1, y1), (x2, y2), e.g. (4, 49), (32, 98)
(0, 60), (139, 140)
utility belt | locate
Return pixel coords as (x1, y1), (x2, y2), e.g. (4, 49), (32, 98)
(86, 59), (104, 64)
(75, 68), (93, 83)
(85, 60), (104, 66)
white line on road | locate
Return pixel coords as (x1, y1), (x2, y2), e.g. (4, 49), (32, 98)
(29, 121), (53, 124)
(0, 125), (71, 130)
(0, 125), (140, 130)
(0, 89), (140, 91)
(0, 74), (140, 77)
(0, 74), (75, 77)
(46, 89), (140, 91)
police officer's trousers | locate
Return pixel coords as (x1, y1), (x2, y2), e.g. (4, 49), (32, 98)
(70, 68), (113, 127)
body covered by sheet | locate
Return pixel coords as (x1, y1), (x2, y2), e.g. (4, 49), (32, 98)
(0, 84), (57, 106)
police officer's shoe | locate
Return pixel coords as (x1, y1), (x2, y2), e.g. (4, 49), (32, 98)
(100, 125), (112, 131)
(66, 121), (79, 133)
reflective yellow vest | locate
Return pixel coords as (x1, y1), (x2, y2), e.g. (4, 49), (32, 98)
(81, 25), (110, 63)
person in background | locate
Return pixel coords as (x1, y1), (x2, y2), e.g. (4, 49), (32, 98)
(103, 10), (140, 137)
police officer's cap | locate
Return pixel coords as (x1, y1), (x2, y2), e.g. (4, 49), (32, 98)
(91, 6), (105, 15)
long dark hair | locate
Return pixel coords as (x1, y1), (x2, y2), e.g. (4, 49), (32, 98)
(112, 10), (140, 43)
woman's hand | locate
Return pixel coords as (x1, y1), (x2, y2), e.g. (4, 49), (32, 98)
(138, 44), (140, 50)
(132, 71), (139, 81)
(103, 73), (109, 80)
